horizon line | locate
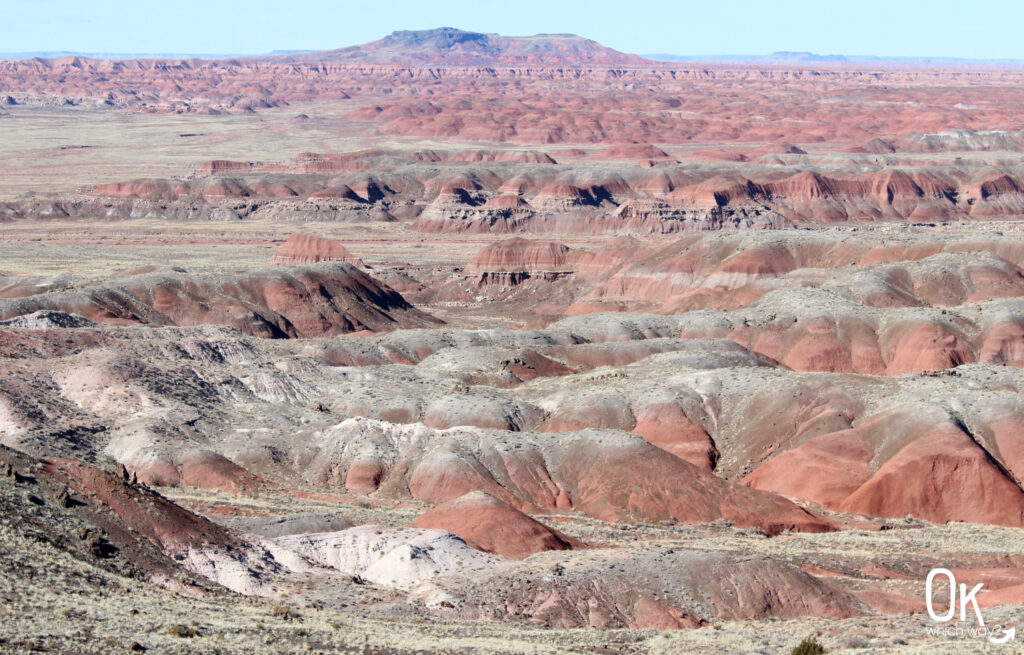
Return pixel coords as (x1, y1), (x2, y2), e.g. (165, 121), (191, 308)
(4, 50), (1024, 66)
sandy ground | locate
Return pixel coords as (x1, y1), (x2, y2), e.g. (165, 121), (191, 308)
(0, 220), (496, 276)
(0, 102), (610, 201)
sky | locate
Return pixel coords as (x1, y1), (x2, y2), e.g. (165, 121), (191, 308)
(3, 0), (1022, 59)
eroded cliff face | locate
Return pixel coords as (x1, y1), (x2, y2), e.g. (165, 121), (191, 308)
(10, 144), (1024, 230)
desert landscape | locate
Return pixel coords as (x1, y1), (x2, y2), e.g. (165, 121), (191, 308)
(2, 16), (1024, 654)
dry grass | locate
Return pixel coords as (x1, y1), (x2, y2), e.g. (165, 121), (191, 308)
(0, 102), (582, 201)
(0, 219), (492, 277)
(2, 493), (1017, 655)
(0, 103), (374, 200)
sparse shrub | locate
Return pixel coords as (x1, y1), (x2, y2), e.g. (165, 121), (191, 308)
(272, 604), (301, 621)
(102, 637), (121, 649)
(844, 635), (870, 649)
(167, 624), (199, 638)
(791, 636), (827, 655)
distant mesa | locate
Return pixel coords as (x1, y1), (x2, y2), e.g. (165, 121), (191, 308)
(644, 51), (850, 64)
(271, 233), (365, 268)
(766, 51), (849, 63)
(267, 27), (650, 66)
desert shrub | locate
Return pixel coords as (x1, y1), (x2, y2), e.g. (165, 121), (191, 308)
(272, 605), (301, 621)
(167, 624), (199, 638)
(791, 636), (827, 655)
(844, 635), (870, 649)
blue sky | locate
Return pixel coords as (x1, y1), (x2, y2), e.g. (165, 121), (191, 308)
(3, 0), (1021, 59)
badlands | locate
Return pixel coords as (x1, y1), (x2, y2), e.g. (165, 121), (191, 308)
(3, 26), (1024, 654)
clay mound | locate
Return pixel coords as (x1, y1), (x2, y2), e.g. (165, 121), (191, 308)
(179, 449), (264, 494)
(975, 173), (1021, 197)
(844, 137), (897, 154)
(414, 346), (574, 387)
(93, 178), (191, 202)
(453, 548), (865, 629)
(465, 238), (571, 274)
(599, 143), (674, 160)
(966, 182), (1024, 218)
(199, 177), (252, 200)
(247, 180), (298, 198)
(676, 175), (761, 208)
(534, 182), (595, 206)
(837, 419), (1024, 525)
(412, 491), (578, 559)
(498, 174), (538, 195)
(650, 368), (1024, 527)
(0, 262), (438, 337)
(500, 151), (557, 164)
(552, 430), (832, 535)
(771, 142), (807, 155)
(271, 233), (366, 267)
(484, 194), (531, 209)
(426, 174), (485, 196)
(764, 171), (838, 199)
(305, 418), (832, 535)
(879, 319), (975, 375)
(448, 150), (557, 164)
(308, 184), (363, 200)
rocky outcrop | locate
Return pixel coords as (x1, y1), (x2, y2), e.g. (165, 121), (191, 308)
(0, 445), (283, 596)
